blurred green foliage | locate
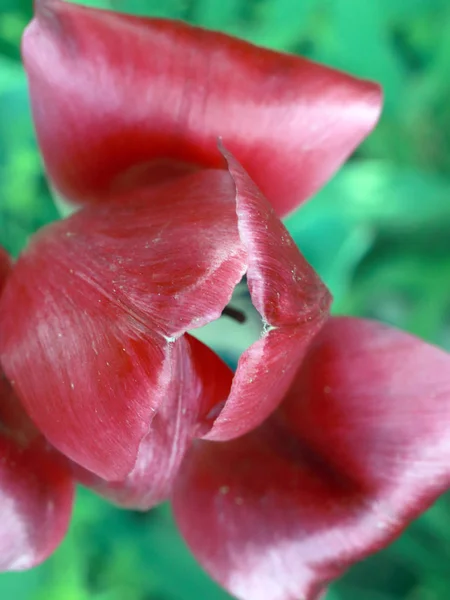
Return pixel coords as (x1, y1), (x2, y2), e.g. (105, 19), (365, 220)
(0, 0), (449, 599)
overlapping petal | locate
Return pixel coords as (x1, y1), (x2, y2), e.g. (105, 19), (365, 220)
(73, 335), (232, 510)
(0, 170), (245, 480)
(173, 317), (450, 600)
(204, 148), (331, 440)
(0, 249), (74, 571)
(74, 157), (331, 499)
(24, 0), (381, 216)
(0, 150), (330, 514)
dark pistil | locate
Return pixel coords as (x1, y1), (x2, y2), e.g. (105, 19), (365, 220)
(222, 305), (247, 323)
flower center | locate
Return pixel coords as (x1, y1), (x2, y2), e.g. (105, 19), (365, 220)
(190, 279), (262, 370)
(221, 305), (247, 324)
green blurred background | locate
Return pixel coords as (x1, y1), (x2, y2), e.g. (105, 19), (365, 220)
(1, 0), (450, 598)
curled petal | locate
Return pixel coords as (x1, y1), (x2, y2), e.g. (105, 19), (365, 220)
(204, 149), (331, 440)
(0, 170), (246, 479)
(174, 317), (450, 600)
(25, 0), (381, 215)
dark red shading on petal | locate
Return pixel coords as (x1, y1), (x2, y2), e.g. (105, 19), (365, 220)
(0, 246), (11, 296)
(174, 317), (450, 600)
(0, 250), (35, 438)
(0, 170), (246, 479)
(203, 150), (331, 441)
(24, 0), (382, 216)
(74, 335), (232, 509)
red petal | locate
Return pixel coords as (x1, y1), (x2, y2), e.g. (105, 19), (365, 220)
(0, 373), (74, 571)
(0, 435), (74, 571)
(173, 317), (450, 600)
(0, 250), (36, 438)
(0, 247), (74, 571)
(0, 247), (11, 295)
(73, 335), (232, 509)
(203, 149), (331, 440)
(0, 170), (246, 479)
(24, 0), (381, 216)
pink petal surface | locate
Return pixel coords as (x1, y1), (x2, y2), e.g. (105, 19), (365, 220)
(174, 317), (450, 600)
(0, 170), (246, 480)
(25, 0), (381, 216)
(0, 251), (74, 571)
(204, 149), (331, 440)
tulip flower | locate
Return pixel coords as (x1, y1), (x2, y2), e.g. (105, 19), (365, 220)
(2, 2), (450, 600)
(0, 147), (332, 501)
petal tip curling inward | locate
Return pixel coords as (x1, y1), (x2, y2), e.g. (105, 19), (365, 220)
(202, 149), (331, 442)
(23, 1), (382, 214)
